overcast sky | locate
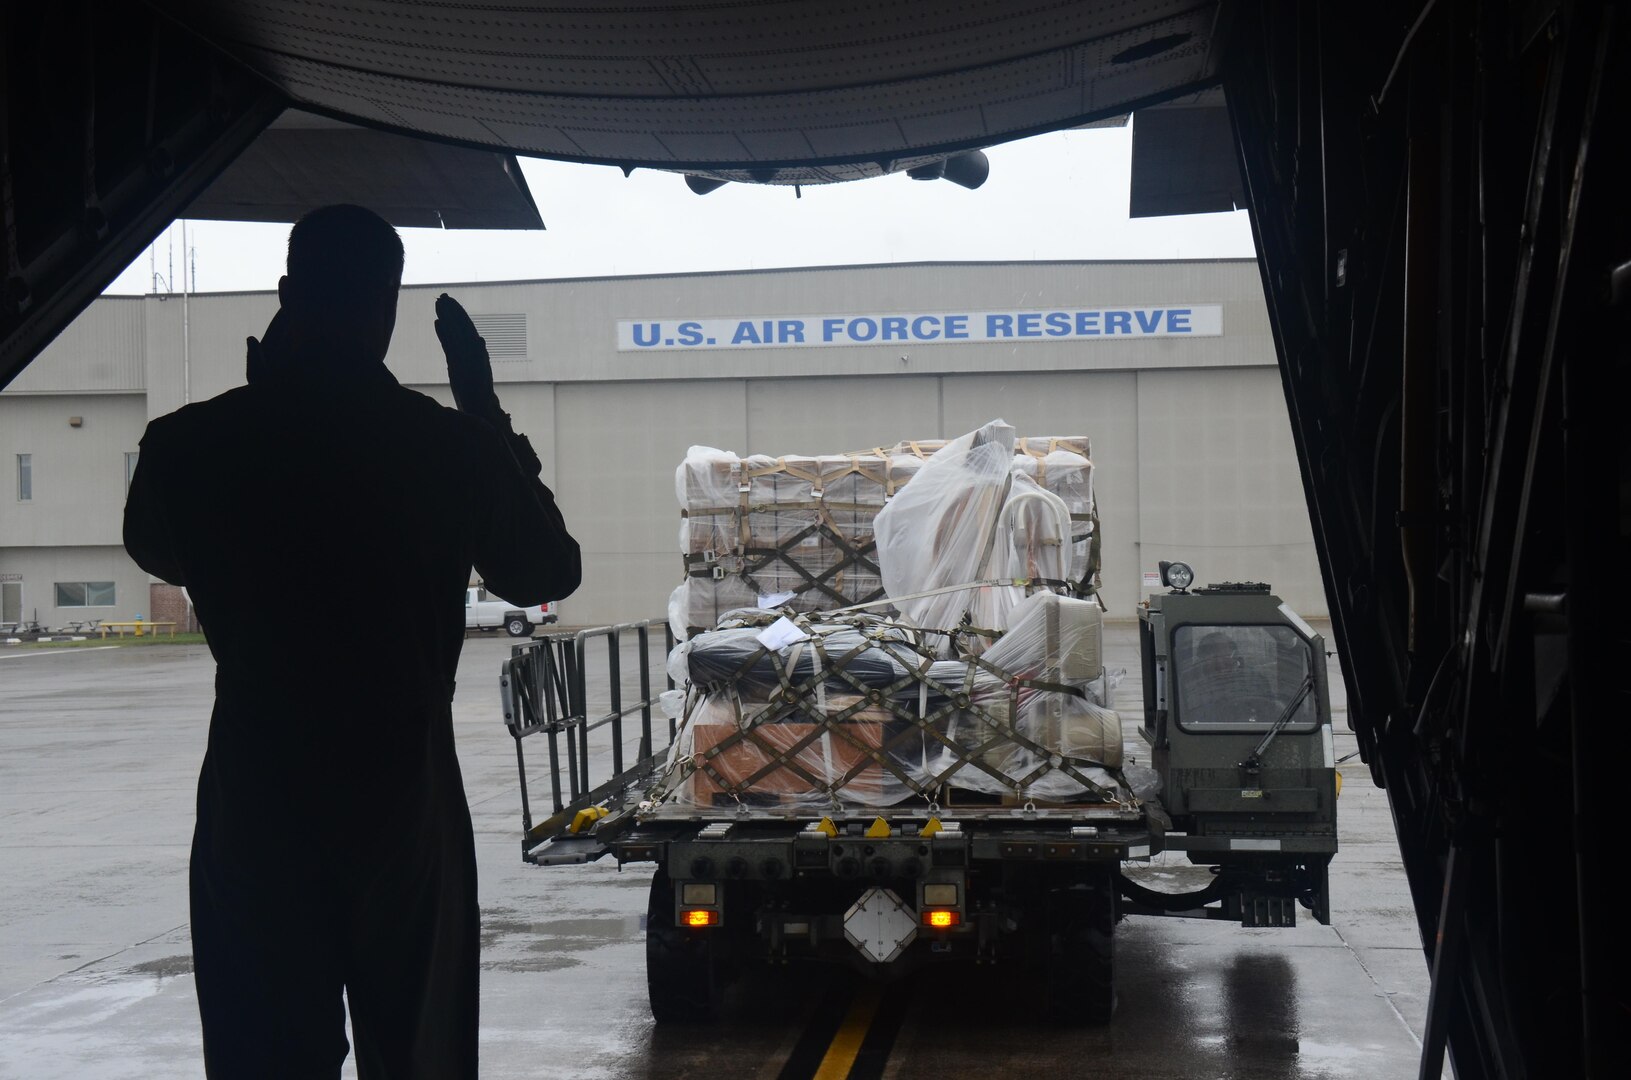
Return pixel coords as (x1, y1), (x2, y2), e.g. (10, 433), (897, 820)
(104, 123), (1254, 296)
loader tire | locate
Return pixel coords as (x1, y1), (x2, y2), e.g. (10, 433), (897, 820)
(1043, 878), (1117, 1024)
(1017, 868), (1116, 1025)
(646, 867), (724, 1023)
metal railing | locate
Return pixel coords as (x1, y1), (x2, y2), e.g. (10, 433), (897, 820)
(501, 619), (675, 853)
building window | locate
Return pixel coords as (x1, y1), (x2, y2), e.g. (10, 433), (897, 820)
(55, 582), (116, 607)
(16, 454), (30, 501)
(125, 451), (140, 494)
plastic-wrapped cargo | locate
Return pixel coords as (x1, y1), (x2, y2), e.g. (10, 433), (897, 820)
(884, 434), (1096, 588)
(870, 421), (1075, 652)
(656, 422), (1123, 811)
(871, 420), (1021, 642)
(677, 691), (893, 807)
(674, 447), (915, 635)
(682, 618), (923, 694)
(649, 603), (1124, 811)
(673, 428), (1099, 640)
(925, 591), (1121, 802)
(1012, 449), (1096, 584)
(1000, 469), (1074, 587)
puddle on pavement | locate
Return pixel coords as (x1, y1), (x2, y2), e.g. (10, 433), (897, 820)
(480, 906), (643, 972)
(124, 955), (193, 979)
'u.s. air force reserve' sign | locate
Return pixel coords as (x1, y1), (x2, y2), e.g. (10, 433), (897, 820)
(616, 304), (1223, 351)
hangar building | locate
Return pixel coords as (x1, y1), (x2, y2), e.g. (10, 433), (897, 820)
(0, 258), (1322, 630)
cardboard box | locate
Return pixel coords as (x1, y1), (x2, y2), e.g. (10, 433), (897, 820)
(688, 720), (886, 806)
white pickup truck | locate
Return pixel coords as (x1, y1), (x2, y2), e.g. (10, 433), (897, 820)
(465, 586), (557, 637)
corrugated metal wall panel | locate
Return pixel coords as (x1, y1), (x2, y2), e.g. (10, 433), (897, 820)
(1136, 367), (1321, 606)
(4, 299), (146, 394)
(745, 375), (941, 455)
(0, 395), (148, 547)
(551, 379), (748, 623)
(140, 292), (281, 419)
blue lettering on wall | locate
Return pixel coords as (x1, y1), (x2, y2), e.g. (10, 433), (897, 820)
(623, 305), (1211, 350)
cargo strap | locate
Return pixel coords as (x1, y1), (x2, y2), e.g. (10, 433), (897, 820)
(650, 613), (1119, 808)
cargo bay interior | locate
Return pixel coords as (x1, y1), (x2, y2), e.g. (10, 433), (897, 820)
(1, 2), (1623, 1078)
(2, 259), (1320, 630)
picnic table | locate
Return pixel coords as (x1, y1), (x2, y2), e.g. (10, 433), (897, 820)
(97, 620), (177, 638)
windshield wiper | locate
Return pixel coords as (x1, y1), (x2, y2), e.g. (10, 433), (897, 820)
(1240, 672), (1315, 771)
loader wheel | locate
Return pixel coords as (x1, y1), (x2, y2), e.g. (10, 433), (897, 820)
(646, 867), (724, 1023)
(1019, 870), (1116, 1025)
(1044, 881), (1116, 1024)
(1050, 887), (1115, 1031)
(505, 615), (532, 637)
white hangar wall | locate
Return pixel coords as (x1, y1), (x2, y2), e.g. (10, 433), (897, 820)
(2, 260), (1324, 630)
(544, 366), (1317, 623)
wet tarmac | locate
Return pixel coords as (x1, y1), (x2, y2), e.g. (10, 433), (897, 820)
(0, 624), (1433, 1078)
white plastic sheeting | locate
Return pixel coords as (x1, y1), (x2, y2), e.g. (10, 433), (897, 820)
(872, 420), (1021, 645)
(872, 420), (1075, 655)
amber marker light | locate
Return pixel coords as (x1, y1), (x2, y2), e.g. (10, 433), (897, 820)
(683, 909), (719, 928)
(923, 910), (960, 928)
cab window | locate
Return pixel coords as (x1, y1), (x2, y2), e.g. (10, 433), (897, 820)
(1172, 624), (1317, 732)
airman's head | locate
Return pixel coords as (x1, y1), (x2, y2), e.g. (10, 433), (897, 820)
(278, 204), (404, 366)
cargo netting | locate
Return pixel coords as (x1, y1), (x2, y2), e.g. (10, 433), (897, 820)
(650, 420), (1132, 813)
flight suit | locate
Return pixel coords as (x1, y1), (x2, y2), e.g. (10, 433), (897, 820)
(124, 355), (578, 1078)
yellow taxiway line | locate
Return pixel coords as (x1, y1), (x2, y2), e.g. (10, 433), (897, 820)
(811, 983), (882, 1080)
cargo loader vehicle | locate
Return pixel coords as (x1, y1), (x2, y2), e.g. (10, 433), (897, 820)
(500, 560), (1338, 1024)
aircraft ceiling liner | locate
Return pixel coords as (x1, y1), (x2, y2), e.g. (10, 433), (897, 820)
(1, 0), (1227, 387)
(152, 0), (1226, 184)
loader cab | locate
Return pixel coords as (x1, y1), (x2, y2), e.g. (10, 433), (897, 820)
(1138, 568), (1338, 923)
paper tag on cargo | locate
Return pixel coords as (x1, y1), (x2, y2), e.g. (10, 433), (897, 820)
(757, 591), (797, 609)
(756, 616), (810, 650)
